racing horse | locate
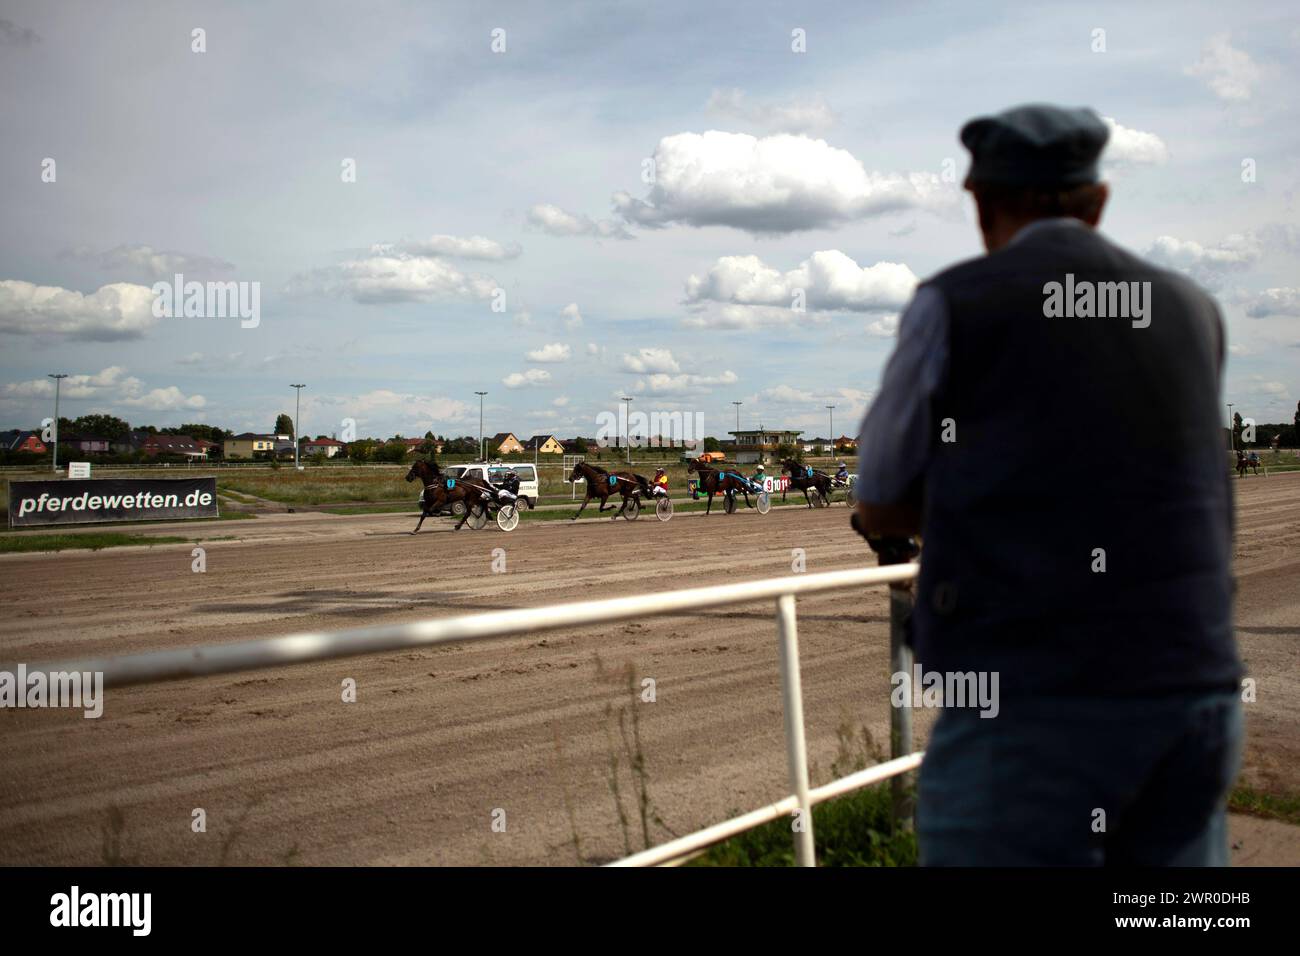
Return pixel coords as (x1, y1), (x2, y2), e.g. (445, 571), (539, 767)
(687, 459), (757, 515)
(569, 460), (650, 520)
(780, 458), (832, 508)
(404, 458), (494, 533)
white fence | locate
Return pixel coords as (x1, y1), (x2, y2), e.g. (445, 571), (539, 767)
(22, 562), (923, 867)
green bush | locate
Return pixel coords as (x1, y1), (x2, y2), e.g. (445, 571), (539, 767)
(688, 783), (917, 867)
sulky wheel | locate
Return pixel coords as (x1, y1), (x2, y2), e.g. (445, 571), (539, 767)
(496, 504), (519, 531)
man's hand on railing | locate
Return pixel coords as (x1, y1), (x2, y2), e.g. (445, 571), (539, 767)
(852, 496), (921, 570)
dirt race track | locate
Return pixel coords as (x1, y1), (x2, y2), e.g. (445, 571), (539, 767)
(2, 473), (1298, 866)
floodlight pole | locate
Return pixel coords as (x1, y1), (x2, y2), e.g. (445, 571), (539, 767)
(622, 397), (633, 464)
(48, 373), (68, 472)
(291, 384), (306, 468)
(476, 391), (488, 460)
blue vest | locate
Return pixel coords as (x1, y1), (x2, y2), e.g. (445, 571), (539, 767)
(915, 223), (1238, 696)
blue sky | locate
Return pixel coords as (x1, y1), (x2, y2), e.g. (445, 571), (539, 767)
(2, 0), (1297, 442)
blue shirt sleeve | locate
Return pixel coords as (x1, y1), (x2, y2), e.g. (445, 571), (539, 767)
(854, 285), (949, 504)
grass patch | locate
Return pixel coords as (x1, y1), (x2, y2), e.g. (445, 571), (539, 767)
(0, 533), (188, 553)
(687, 783), (917, 867)
(2, 511), (255, 532)
(1229, 785), (1300, 826)
(325, 502), (415, 515)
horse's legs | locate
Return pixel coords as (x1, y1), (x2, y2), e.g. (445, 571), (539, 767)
(613, 495), (628, 519)
(411, 511), (427, 534)
(705, 490), (714, 514)
(803, 487), (813, 508)
(740, 487), (753, 508)
(454, 498), (478, 530)
(573, 494), (592, 520)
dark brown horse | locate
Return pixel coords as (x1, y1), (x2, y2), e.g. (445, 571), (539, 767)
(570, 460), (649, 520)
(780, 458), (831, 508)
(687, 459), (755, 514)
(405, 458), (493, 532)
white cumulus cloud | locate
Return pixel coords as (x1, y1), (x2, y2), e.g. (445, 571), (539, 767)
(526, 342), (571, 362)
(1186, 34), (1262, 101)
(525, 204), (632, 240)
(0, 280), (159, 340)
(621, 348), (681, 374)
(613, 131), (953, 234)
(291, 255), (498, 304)
(1145, 234), (1260, 287)
(503, 369), (552, 388)
(121, 386), (207, 411)
(370, 234), (520, 260)
(1102, 118), (1169, 168)
(685, 250), (918, 313)
(631, 370), (738, 396)
(1244, 287), (1300, 317)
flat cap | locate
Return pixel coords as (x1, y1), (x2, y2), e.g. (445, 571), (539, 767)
(961, 104), (1109, 188)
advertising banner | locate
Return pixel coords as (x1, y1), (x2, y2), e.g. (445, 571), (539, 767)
(8, 477), (219, 528)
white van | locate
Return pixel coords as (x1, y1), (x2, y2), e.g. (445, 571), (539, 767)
(444, 461), (539, 509)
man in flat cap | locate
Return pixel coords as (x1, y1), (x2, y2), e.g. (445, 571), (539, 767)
(853, 104), (1241, 865)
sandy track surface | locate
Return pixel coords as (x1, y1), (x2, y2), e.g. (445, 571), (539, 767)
(1, 474), (1297, 866)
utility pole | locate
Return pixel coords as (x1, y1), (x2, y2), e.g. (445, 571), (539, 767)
(732, 400), (742, 435)
(475, 391), (488, 460)
(622, 397), (633, 465)
(826, 404), (836, 458)
(48, 373), (68, 473)
(291, 384), (306, 469)
(1227, 403), (1234, 456)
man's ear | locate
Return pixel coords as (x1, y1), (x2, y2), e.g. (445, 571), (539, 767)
(1084, 182), (1109, 227)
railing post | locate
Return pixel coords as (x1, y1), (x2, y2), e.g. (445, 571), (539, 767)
(889, 582), (915, 832)
(775, 593), (816, 867)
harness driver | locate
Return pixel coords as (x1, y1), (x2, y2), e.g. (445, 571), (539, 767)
(492, 469), (521, 505)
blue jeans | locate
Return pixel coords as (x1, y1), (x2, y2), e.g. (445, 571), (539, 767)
(917, 690), (1242, 866)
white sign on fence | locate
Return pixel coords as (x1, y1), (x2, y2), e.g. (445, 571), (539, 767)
(68, 462), (91, 479)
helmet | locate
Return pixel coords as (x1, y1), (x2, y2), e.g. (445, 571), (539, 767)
(655, 467), (665, 474)
(756, 464), (765, 471)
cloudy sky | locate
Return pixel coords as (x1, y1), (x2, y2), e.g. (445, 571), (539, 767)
(2, 0), (1297, 442)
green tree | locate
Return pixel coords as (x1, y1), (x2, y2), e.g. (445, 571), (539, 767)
(275, 413), (294, 437)
(71, 414), (131, 440)
(348, 438), (378, 462)
(572, 437), (588, 453)
(174, 423), (232, 443)
(703, 436), (721, 452)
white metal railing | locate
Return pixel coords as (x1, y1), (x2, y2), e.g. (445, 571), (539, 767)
(19, 562), (923, 867)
